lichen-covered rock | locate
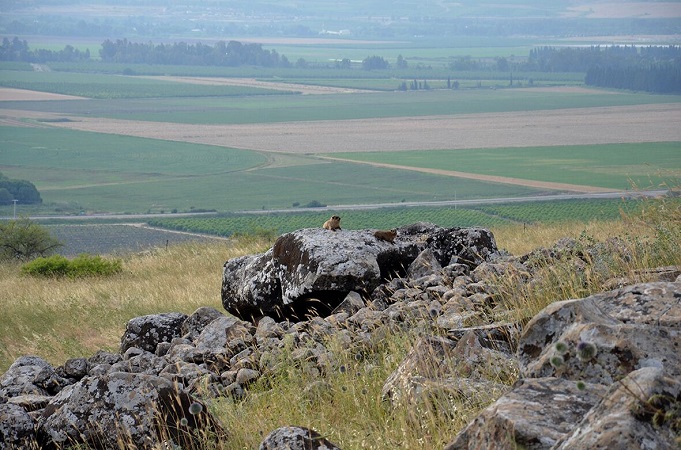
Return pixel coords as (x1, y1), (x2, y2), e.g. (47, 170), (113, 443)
(448, 281), (681, 449)
(222, 224), (499, 322)
(518, 282), (681, 384)
(193, 315), (253, 352)
(554, 366), (681, 449)
(0, 356), (67, 398)
(259, 426), (341, 450)
(181, 306), (226, 341)
(37, 372), (223, 449)
(119, 312), (188, 354)
(444, 377), (608, 450)
(0, 402), (37, 449)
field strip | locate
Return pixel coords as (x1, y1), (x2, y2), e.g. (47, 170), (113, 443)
(139, 76), (374, 95)
(317, 156), (612, 193)
(0, 87), (87, 101)
(1, 103), (680, 155)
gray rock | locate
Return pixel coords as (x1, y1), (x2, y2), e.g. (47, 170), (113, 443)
(119, 312), (188, 354)
(0, 356), (66, 398)
(330, 291), (366, 316)
(62, 357), (88, 380)
(554, 366), (681, 449)
(0, 403), (37, 449)
(518, 282), (681, 384)
(194, 315), (252, 352)
(222, 224), (499, 322)
(408, 248), (442, 279)
(37, 372), (223, 449)
(259, 426), (341, 450)
(181, 306), (225, 341)
(444, 377), (608, 450)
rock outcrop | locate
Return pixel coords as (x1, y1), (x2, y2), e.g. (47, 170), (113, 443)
(221, 224), (499, 321)
(1, 224), (679, 449)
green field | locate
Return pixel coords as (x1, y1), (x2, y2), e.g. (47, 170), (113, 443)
(1, 125), (543, 214)
(2, 55), (680, 216)
(333, 142), (681, 191)
(146, 198), (647, 238)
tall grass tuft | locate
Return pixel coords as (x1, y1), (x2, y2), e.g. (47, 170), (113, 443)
(490, 193), (681, 324)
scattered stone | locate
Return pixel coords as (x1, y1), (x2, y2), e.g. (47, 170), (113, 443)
(259, 426), (341, 450)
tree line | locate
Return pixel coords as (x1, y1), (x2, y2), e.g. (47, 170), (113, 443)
(525, 45), (681, 73)
(0, 37), (90, 63)
(585, 64), (681, 94)
(99, 39), (291, 67)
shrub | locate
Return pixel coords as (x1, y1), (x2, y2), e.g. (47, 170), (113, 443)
(21, 254), (123, 278)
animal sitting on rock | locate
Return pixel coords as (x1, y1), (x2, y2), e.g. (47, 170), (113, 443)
(374, 229), (397, 243)
(323, 215), (341, 231)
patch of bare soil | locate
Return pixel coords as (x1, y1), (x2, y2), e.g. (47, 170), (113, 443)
(25, 102), (681, 153)
(144, 76), (374, 95)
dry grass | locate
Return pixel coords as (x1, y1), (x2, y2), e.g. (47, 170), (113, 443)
(0, 237), (273, 372)
(1, 195), (678, 449)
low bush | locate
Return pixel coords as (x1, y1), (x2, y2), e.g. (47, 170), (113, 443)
(21, 254), (123, 278)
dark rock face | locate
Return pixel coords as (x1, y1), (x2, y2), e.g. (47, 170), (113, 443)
(222, 224), (499, 322)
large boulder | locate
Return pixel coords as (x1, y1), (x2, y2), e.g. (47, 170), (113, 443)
(518, 282), (681, 383)
(554, 366), (681, 449)
(222, 224), (499, 321)
(445, 377), (608, 450)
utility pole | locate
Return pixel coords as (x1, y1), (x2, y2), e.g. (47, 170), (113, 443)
(12, 199), (17, 219)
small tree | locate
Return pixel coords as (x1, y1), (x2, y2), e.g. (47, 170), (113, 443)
(362, 55), (389, 70)
(0, 218), (63, 261)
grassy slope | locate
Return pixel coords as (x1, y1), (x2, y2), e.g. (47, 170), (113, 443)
(1, 196), (679, 448)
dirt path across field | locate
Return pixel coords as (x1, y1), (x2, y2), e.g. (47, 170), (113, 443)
(141, 76), (374, 95)
(317, 156), (612, 193)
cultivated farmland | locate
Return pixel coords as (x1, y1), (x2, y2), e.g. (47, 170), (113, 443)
(1, 68), (680, 216)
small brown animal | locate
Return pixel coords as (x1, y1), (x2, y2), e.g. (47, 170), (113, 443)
(374, 229), (397, 243)
(323, 215), (341, 231)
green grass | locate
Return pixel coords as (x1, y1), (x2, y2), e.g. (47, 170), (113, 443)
(333, 142), (681, 191)
(1, 126), (267, 176)
(147, 198), (646, 238)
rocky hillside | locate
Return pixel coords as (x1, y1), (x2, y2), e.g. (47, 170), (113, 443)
(1, 223), (679, 449)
